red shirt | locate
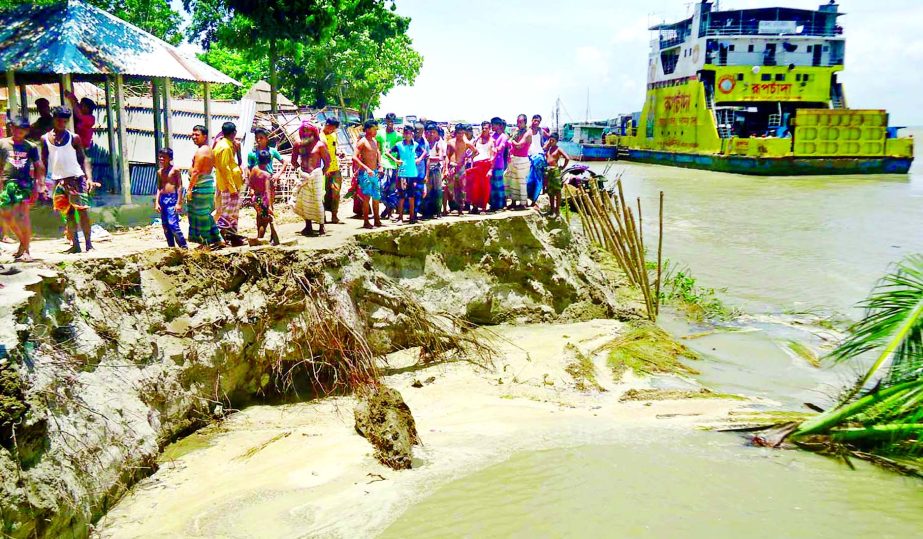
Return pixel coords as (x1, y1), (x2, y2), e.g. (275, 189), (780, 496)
(74, 111), (94, 149)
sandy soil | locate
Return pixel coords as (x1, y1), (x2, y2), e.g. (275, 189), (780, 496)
(94, 320), (763, 539)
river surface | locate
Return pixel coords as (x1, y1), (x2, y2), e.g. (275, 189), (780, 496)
(383, 150), (923, 537)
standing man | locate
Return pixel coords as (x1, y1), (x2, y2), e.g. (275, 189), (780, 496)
(213, 121), (245, 246)
(505, 114), (532, 210)
(322, 117), (343, 225)
(489, 117), (509, 212)
(466, 121), (495, 215)
(28, 98), (54, 141)
(42, 107), (93, 254)
(448, 125), (476, 216)
(291, 121), (329, 237)
(377, 113), (402, 219)
(187, 125), (224, 249)
(422, 122), (445, 219)
(544, 133), (570, 219)
(154, 147), (187, 249)
(353, 120), (383, 229)
(411, 122), (429, 220)
(527, 114), (548, 208)
(0, 116), (45, 262)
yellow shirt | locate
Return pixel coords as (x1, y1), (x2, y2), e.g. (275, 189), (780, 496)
(214, 137), (244, 193)
(324, 131), (339, 172)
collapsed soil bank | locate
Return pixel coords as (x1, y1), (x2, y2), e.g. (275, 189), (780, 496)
(0, 214), (639, 538)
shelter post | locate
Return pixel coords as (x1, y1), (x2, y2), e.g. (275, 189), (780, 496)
(105, 76), (117, 193)
(59, 74), (73, 130)
(163, 77), (173, 150)
(152, 79), (163, 159)
(5, 71), (17, 118)
(114, 74), (131, 204)
(203, 82), (212, 138)
(18, 84), (26, 117)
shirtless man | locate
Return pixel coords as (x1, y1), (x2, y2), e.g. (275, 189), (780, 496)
(544, 133), (571, 218)
(187, 125), (223, 248)
(291, 122), (330, 236)
(352, 119), (383, 229)
(448, 125), (477, 216)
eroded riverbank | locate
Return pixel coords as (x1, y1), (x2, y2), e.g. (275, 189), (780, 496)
(0, 211), (639, 537)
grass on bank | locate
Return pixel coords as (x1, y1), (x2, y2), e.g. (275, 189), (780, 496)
(658, 261), (739, 323)
(564, 344), (606, 392)
(598, 322), (700, 381)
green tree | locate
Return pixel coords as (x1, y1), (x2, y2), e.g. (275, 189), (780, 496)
(185, 0), (422, 115)
(184, 0), (338, 113)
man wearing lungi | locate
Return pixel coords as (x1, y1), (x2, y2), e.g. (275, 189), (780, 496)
(291, 121), (330, 237)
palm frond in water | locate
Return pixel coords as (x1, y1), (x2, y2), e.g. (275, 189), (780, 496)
(829, 255), (923, 392)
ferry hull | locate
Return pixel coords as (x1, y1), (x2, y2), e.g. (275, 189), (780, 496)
(625, 149), (913, 176)
(559, 141), (619, 162)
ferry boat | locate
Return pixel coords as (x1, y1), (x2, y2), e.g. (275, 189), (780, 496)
(615, 1), (913, 175)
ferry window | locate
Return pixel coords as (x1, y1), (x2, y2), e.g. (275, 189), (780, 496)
(775, 74), (785, 81)
(806, 45), (812, 52)
(729, 45), (735, 51)
(796, 74), (802, 81)
(804, 74), (810, 81)
(748, 44), (755, 52)
(761, 74), (772, 81)
(737, 73), (744, 81)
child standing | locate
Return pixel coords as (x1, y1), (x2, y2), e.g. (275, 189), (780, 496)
(390, 125), (424, 224)
(155, 148), (187, 249)
(248, 149), (280, 245)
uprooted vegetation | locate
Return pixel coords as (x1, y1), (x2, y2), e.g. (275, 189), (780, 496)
(1, 213), (634, 538)
(597, 322), (700, 382)
(563, 343), (606, 392)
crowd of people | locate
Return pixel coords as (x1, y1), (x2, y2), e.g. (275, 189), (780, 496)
(0, 99), (573, 258)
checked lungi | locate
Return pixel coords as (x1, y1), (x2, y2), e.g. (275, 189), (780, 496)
(294, 168), (325, 222)
(504, 156), (530, 203)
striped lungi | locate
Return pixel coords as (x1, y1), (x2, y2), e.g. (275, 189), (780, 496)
(294, 168), (325, 222)
(504, 155), (530, 202)
(187, 174), (222, 245)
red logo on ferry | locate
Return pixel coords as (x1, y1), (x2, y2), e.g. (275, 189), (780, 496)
(718, 75), (736, 94)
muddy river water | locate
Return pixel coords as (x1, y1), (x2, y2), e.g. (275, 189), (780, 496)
(382, 159), (923, 537)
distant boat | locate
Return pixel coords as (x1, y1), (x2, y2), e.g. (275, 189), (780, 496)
(558, 121), (619, 162)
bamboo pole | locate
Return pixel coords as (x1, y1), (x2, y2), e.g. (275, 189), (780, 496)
(617, 181), (655, 320)
(114, 74), (131, 204)
(577, 190), (606, 247)
(656, 191), (664, 316)
(587, 187), (636, 282)
(636, 197), (644, 245)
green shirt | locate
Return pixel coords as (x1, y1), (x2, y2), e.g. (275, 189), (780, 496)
(247, 148), (284, 174)
(377, 130), (402, 170)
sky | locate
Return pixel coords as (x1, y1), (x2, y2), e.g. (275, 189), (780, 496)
(375, 0), (923, 126)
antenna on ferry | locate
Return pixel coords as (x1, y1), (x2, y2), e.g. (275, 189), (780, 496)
(585, 88), (590, 124)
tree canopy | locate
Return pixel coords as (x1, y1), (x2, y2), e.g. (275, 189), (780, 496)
(183, 0), (422, 115)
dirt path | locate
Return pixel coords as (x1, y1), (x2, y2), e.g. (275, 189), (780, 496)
(2, 205), (543, 265)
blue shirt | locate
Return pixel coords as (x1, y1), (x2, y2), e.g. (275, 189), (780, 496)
(414, 137), (429, 178)
(391, 141), (420, 178)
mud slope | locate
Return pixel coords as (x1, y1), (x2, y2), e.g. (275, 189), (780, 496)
(0, 214), (639, 538)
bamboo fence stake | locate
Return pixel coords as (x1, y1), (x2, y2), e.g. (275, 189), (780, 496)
(656, 190), (664, 316)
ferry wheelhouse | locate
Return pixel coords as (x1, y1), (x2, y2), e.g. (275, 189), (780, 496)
(619, 1), (913, 175)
